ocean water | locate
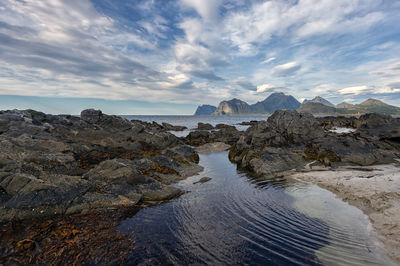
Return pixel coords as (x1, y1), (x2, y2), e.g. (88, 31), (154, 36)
(116, 116), (393, 265)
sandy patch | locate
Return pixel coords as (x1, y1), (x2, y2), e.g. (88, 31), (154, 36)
(289, 164), (400, 263)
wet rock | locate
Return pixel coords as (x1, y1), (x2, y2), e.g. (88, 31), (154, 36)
(193, 176), (211, 184)
(142, 186), (183, 201)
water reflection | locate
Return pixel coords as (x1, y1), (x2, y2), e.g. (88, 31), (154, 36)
(119, 152), (391, 265)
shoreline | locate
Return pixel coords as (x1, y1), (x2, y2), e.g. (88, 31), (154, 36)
(289, 164), (400, 263)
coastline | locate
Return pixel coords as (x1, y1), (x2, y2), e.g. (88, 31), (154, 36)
(289, 164), (400, 263)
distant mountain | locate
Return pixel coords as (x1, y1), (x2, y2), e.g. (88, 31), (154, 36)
(303, 96), (335, 107)
(213, 98), (252, 115)
(251, 92), (301, 113)
(347, 99), (400, 115)
(194, 104), (217, 115)
(213, 92), (300, 115)
(336, 102), (354, 109)
(298, 98), (400, 115)
(298, 102), (339, 115)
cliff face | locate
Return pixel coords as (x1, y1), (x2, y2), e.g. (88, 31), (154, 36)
(194, 105), (217, 115)
(213, 98), (252, 115)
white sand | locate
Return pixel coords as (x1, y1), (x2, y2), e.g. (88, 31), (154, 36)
(289, 164), (400, 263)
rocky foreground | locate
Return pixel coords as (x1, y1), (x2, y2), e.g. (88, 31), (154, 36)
(0, 109), (203, 223)
(1, 108), (400, 263)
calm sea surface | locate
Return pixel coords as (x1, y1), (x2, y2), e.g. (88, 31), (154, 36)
(117, 115), (393, 265)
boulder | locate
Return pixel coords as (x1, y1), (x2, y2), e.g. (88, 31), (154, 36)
(162, 122), (187, 131)
(197, 122), (213, 130)
(80, 109), (103, 124)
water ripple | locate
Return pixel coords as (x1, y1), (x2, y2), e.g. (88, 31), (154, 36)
(119, 151), (392, 265)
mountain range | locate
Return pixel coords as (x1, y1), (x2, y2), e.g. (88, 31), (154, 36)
(194, 93), (400, 116)
(193, 92), (300, 115)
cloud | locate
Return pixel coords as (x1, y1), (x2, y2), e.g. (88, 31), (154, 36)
(338, 85), (370, 95)
(261, 57), (276, 64)
(235, 77), (255, 90)
(256, 84), (276, 93)
(181, 0), (223, 22)
(272, 62), (301, 77)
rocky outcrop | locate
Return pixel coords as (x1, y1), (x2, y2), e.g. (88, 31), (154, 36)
(0, 109), (203, 222)
(186, 126), (243, 147)
(229, 110), (400, 177)
(196, 122), (213, 130)
(161, 122), (187, 131)
(194, 105), (217, 115)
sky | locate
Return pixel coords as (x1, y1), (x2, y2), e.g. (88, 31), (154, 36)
(0, 0), (400, 114)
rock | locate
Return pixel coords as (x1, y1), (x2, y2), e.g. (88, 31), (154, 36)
(229, 110), (400, 177)
(162, 122), (187, 131)
(195, 142), (231, 153)
(215, 123), (235, 129)
(186, 130), (211, 146)
(142, 186), (183, 201)
(193, 177), (211, 184)
(80, 109), (103, 124)
(357, 113), (400, 141)
(197, 122), (213, 130)
(317, 116), (358, 130)
(84, 159), (151, 185)
(0, 109), (203, 222)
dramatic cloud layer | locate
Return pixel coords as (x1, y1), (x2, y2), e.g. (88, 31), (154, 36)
(1, 0), (400, 113)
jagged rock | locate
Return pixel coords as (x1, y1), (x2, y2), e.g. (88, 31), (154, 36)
(197, 122), (213, 130)
(317, 116), (358, 130)
(229, 110), (400, 177)
(357, 113), (400, 141)
(80, 109), (103, 124)
(162, 122), (187, 131)
(0, 109), (203, 222)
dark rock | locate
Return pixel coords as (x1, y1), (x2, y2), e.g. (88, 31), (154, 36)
(215, 123), (235, 129)
(197, 122), (213, 130)
(80, 109), (103, 124)
(229, 110), (400, 177)
(193, 177), (211, 184)
(0, 109), (202, 222)
(317, 116), (358, 130)
(357, 113), (400, 140)
(162, 122), (187, 131)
